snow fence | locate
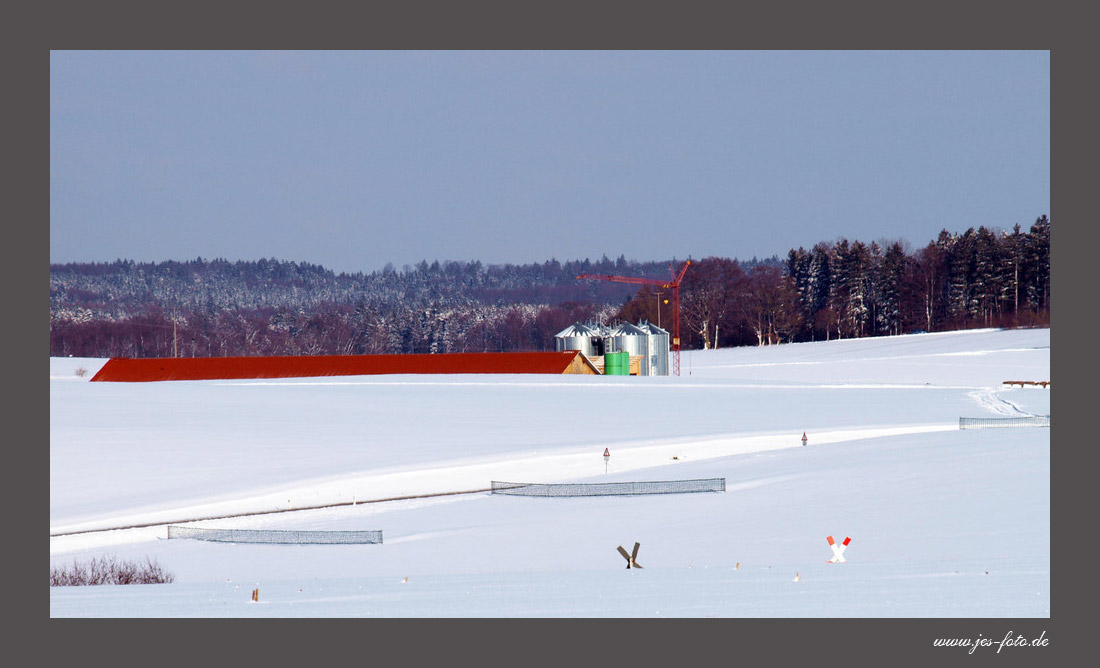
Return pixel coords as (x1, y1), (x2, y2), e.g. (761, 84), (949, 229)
(959, 415), (1050, 429)
(490, 478), (725, 497)
(167, 526), (383, 544)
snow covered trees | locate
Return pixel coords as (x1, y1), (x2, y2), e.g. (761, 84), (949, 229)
(769, 217), (1049, 343)
(49, 219), (1050, 357)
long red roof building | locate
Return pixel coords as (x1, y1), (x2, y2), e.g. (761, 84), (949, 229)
(90, 351), (600, 382)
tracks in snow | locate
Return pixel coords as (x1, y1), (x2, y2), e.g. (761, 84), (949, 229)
(968, 389), (1031, 417)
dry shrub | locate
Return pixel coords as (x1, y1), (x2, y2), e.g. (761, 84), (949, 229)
(50, 555), (174, 586)
(74, 367), (88, 377)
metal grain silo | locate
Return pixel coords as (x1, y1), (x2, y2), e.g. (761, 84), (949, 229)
(554, 323), (606, 358)
(608, 322), (649, 375)
(553, 323), (589, 354)
(638, 321), (670, 376)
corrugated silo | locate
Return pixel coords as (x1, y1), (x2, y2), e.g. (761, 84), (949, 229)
(638, 321), (670, 376)
(554, 323), (607, 358)
(609, 322), (649, 375)
(609, 322), (648, 355)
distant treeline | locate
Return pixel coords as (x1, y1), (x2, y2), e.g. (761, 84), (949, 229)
(50, 217), (1048, 358)
(660, 216), (1051, 349)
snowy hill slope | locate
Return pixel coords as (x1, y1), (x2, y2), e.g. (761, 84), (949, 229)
(49, 328), (1050, 617)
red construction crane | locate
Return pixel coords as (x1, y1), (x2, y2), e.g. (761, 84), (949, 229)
(577, 260), (691, 376)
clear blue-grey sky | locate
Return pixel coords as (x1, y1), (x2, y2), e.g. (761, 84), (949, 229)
(50, 50), (1049, 275)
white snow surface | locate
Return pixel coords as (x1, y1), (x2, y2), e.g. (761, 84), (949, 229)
(50, 328), (1050, 617)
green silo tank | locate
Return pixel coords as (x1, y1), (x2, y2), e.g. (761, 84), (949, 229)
(605, 351), (628, 375)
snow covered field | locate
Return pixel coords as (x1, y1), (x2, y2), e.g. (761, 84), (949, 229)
(49, 328), (1050, 617)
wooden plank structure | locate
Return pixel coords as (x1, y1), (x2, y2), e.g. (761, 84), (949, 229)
(1002, 380), (1051, 388)
(588, 355), (644, 376)
(90, 351), (601, 382)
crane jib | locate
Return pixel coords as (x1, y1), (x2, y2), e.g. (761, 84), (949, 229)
(576, 261), (690, 376)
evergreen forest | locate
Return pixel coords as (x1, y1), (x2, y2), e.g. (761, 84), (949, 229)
(50, 216), (1050, 359)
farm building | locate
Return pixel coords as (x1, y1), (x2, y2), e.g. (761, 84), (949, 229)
(611, 321), (670, 376)
(554, 321), (670, 376)
(90, 351), (601, 382)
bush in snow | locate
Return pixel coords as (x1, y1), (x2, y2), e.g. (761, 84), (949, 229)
(50, 555), (174, 586)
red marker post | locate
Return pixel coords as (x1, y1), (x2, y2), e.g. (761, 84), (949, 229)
(802, 432), (808, 447)
(603, 447), (610, 474)
(826, 535), (851, 563)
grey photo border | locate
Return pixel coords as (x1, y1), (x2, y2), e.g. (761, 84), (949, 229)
(25, 2), (1075, 665)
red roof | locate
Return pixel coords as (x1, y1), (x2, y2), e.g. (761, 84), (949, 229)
(90, 351), (597, 382)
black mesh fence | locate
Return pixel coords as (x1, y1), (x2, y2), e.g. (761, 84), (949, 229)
(490, 478), (725, 497)
(166, 526), (383, 544)
(959, 415), (1050, 429)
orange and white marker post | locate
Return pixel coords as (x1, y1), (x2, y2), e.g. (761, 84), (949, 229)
(826, 535), (851, 563)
